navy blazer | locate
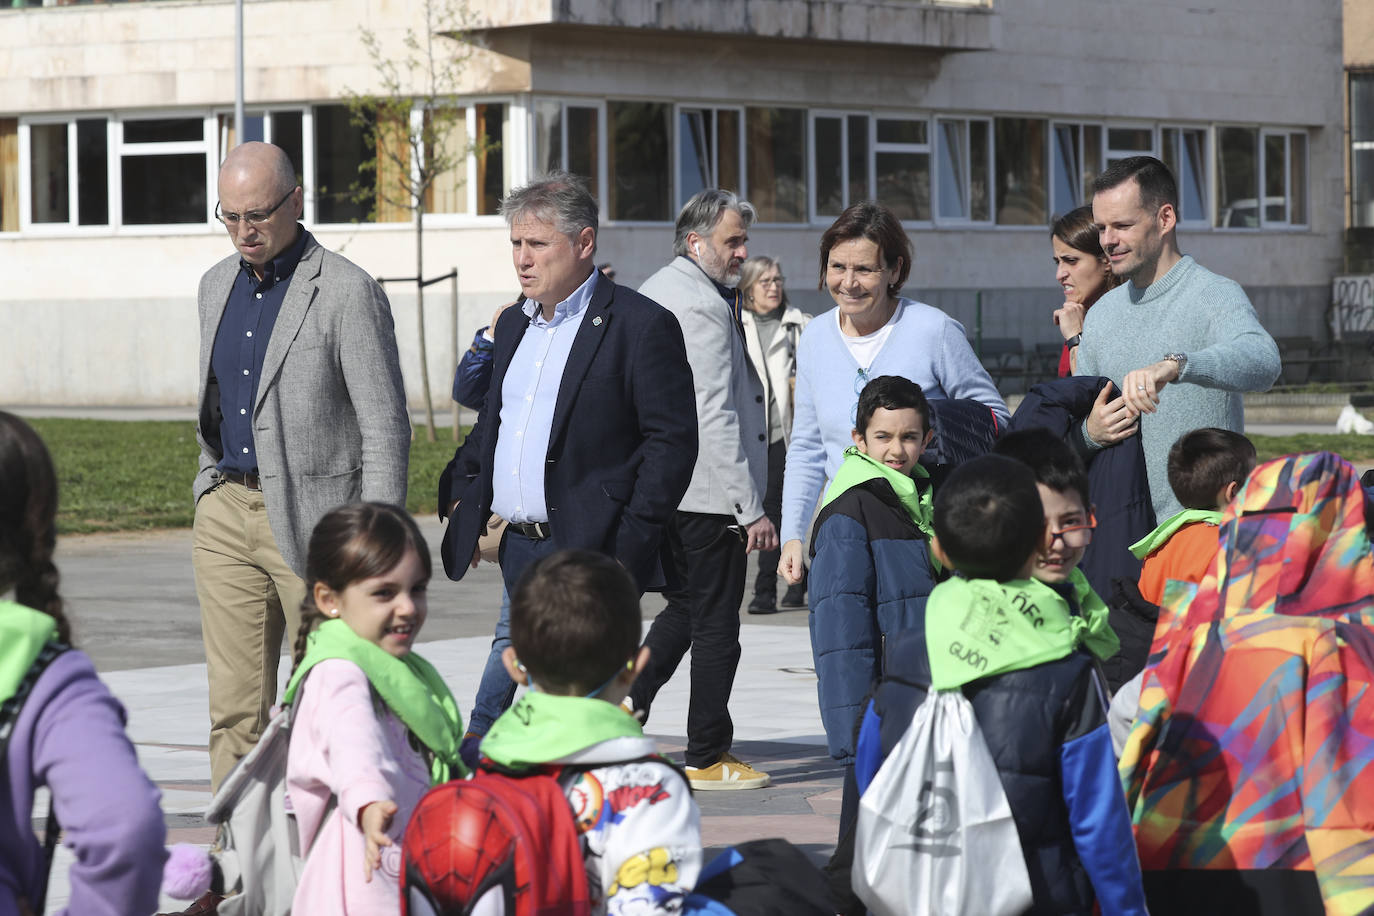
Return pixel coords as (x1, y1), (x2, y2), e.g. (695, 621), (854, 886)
(437, 271), (698, 592)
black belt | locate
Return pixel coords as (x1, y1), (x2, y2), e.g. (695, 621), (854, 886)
(221, 470), (262, 491)
(508, 521), (552, 540)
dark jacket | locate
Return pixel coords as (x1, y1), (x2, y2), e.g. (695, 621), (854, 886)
(1011, 377), (1156, 604)
(452, 326), (495, 410)
(918, 397), (1003, 491)
(854, 623), (1147, 915)
(438, 272), (698, 592)
(807, 477), (937, 764)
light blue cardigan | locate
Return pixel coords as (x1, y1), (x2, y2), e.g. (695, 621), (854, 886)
(779, 298), (1009, 545)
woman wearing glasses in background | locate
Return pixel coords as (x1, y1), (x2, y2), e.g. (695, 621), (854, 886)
(779, 202), (1009, 590)
(738, 256), (811, 614)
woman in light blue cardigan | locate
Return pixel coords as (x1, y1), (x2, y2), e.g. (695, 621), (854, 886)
(778, 202), (1009, 583)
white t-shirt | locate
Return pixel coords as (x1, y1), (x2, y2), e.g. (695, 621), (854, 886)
(836, 307), (898, 370)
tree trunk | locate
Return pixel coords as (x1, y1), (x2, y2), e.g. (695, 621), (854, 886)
(414, 204), (437, 442)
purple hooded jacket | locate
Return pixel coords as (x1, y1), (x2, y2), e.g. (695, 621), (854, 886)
(2, 649), (165, 915)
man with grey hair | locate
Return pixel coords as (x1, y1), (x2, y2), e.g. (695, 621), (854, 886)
(438, 170), (697, 740)
(627, 189), (775, 790)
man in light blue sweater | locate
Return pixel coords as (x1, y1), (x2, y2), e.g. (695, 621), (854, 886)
(1077, 156), (1280, 520)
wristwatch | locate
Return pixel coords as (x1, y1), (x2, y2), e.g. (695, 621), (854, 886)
(1162, 352), (1188, 375)
(1064, 333), (1082, 349)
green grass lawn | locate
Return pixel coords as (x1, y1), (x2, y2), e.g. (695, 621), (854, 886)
(30, 418), (465, 535)
(26, 418), (1374, 536)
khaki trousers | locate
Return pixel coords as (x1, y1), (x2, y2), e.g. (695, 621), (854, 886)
(192, 481), (306, 791)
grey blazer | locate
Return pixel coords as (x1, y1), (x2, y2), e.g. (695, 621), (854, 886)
(194, 230), (410, 575)
(639, 256), (767, 522)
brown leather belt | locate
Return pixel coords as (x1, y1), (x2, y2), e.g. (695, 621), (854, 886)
(508, 521), (552, 540)
(221, 470), (262, 491)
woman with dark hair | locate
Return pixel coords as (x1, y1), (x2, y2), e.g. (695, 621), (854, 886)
(778, 202), (1009, 588)
(738, 255), (811, 613)
(1051, 205), (1119, 376)
(0, 411), (166, 914)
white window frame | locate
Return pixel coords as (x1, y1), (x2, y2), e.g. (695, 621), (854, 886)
(1258, 128), (1307, 229)
(674, 102), (746, 213)
(808, 110), (875, 223)
(17, 115), (117, 235)
(872, 113), (933, 227)
(526, 97), (608, 215)
(1160, 124), (1210, 227)
(111, 112), (218, 232)
(933, 115), (991, 226)
(1105, 123), (1156, 164)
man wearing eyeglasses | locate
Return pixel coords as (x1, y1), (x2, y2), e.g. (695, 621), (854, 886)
(192, 141), (409, 793)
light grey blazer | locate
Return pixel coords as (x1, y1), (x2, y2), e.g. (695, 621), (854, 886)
(639, 256), (767, 523)
(194, 231), (410, 576)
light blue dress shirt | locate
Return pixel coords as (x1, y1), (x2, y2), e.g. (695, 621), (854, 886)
(490, 269), (598, 523)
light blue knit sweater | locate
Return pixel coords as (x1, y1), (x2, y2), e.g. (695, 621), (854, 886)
(780, 299), (1009, 544)
(1077, 255), (1281, 519)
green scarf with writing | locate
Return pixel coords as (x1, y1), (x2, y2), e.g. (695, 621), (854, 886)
(1128, 508), (1223, 559)
(821, 446), (934, 539)
(283, 619), (465, 782)
(481, 691), (644, 770)
(0, 600), (58, 706)
(925, 571), (1119, 690)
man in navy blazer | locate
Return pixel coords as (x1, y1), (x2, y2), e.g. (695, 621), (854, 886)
(438, 171), (697, 737)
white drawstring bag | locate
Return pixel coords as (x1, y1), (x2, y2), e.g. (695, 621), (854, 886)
(853, 690), (1034, 916)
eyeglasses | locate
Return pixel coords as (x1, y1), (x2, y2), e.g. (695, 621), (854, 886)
(215, 188), (295, 228)
(1046, 515), (1097, 549)
(759, 276), (785, 286)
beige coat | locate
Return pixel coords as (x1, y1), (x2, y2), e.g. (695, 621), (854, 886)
(741, 305), (810, 446)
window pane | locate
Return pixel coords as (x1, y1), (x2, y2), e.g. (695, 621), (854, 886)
(271, 112), (304, 186)
(994, 117), (1046, 225)
(77, 118), (108, 225)
(1216, 126), (1258, 228)
(814, 116), (843, 216)
(1052, 124), (1080, 215)
(848, 115), (869, 204)
(746, 107), (805, 222)
(1179, 130), (1206, 222)
(124, 118), (203, 144)
(1289, 132), (1306, 225)
(1161, 128), (1179, 192)
(970, 120), (990, 222)
(1082, 124), (1102, 200)
(425, 107), (469, 215)
(0, 119), (17, 232)
(533, 99), (562, 175)
(876, 151), (930, 221)
(568, 107), (600, 199)
(1355, 148), (1374, 228)
(1108, 126), (1152, 153)
(30, 123), (69, 224)
(679, 109), (711, 205)
(877, 119), (925, 145)
(718, 109), (741, 194)
(937, 120), (966, 219)
(313, 104), (371, 223)
(1353, 73), (1374, 143)
(476, 103), (506, 216)
(121, 153), (206, 224)
(608, 101), (671, 221)
(1263, 133), (1286, 224)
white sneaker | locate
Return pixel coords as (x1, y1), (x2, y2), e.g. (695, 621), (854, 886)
(1337, 404), (1374, 435)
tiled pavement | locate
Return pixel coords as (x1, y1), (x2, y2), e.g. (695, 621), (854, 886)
(41, 624), (841, 913)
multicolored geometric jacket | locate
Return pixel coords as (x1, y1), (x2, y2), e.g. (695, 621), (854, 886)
(1119, 451), (1374, 915)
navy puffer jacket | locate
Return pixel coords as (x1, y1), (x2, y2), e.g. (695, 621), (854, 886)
(808, 477), (937, 764)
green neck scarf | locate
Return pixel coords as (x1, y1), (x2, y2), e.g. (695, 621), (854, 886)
(1128, 508), (1223, 559)
(821, 446), (934, 540)
(481, 691), (644, 770)
(283, 619), (466, 783)
(925, 571), (1119, 690)
(0, 600), (58, 705)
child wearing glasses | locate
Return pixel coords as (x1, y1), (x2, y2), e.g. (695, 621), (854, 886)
(852, 456), (1146, 916)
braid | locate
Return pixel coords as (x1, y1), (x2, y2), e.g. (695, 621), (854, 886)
(0, 411), (70, 644)
(290, 592), (325, 674)
(15, 555), (69, 645)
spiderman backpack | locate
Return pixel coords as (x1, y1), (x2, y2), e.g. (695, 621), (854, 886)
(401, 766), (592, 916)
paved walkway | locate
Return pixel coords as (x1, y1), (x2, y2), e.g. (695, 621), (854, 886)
(40, 519), (837, 914)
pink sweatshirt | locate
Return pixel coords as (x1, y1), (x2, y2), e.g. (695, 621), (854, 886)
(287, 659), (431, 914)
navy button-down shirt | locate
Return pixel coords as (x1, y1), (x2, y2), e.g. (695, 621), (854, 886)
(212, 227), (309, 474)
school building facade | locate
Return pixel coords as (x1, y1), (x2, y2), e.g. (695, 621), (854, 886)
(0, 0), (1346, 406)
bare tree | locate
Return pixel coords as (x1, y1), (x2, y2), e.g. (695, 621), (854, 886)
(345, 0), (488, 442)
